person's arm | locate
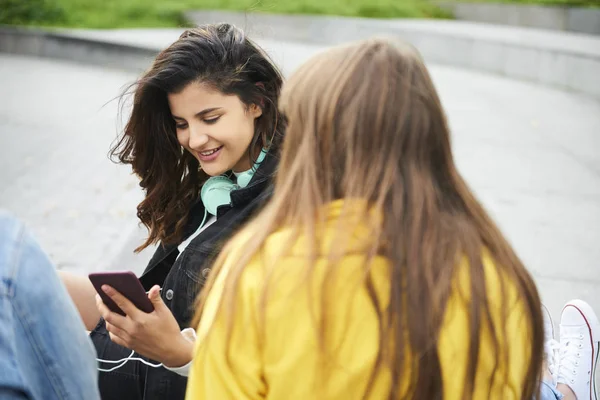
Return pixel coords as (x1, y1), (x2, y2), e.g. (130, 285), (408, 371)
(0, 299), (31, 399)
(0, 212), (100, 399)
(186, 249), (397, 400)
(58, 271), (101, 331)
(0, 388), (30, 399)
(437, 256), (534, 399)
(186, 260), (265, 399)
(162, 328), (197, 376)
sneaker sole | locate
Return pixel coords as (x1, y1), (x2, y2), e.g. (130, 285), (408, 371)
(563, 299), (600, 400)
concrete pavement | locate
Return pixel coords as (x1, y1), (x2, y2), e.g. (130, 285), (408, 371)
(0, 55), (152, 273)
(1, 33), (599, 324)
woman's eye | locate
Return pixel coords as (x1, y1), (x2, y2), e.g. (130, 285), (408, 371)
(204, 116), (221, 125)
(175, 123), (188, 130)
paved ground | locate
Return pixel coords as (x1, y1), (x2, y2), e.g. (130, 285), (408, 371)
(1, 35), (599, 325)
(0, 55), (148, 273)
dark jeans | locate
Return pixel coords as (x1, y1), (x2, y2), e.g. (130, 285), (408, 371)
(90, 319), (146, 399)
(90, 319), (188, 400)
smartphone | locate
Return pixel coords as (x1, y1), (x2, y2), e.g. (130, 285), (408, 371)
(89, 271), (154, 316)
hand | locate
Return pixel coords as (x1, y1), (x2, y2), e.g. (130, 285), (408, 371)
(96, 285), (194, 368)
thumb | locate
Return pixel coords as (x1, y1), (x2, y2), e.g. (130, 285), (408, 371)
(148, 285), (167, 308)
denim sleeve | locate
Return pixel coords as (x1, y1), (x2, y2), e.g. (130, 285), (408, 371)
(538, 380), (564, 400)
(0, 281), (30, 398)
(0, 211), (100, 400)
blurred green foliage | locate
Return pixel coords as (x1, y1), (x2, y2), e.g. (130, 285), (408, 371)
(0, 0), (66, 25)
(0, 0), (596, 28)
(0, 0), (450, 28)
(465, 0), (599, 6)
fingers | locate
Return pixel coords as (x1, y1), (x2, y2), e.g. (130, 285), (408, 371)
(108, 331), (129, 349)
(102, 285), (142, 319)
(148, 285), (161, 302)
(148, 285), (168, 312)
(95, 294), (127, 328)
(105, 322), (131, 348)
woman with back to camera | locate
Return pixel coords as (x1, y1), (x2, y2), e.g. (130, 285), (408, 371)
(186, 36), (548, 399)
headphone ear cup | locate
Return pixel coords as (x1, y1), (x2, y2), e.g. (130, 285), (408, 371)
(236, 170), (254, 188)
(201, 176), (235, 215)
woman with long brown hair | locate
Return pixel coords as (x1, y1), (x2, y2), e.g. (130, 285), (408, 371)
(185, 37), (546, 399)
(59, 23), (285, 399)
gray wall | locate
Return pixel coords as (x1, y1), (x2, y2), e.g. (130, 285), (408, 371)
(438, 2), (600, 35)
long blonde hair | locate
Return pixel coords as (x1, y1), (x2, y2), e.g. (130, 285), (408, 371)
(193, 37), (543, 399)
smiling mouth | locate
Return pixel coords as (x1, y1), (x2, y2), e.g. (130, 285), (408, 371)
(199, 146), (222, 156)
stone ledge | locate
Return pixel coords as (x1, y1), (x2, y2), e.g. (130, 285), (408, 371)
(0, 26), (157, 71)
(437, 2), (600, 35)
(2, 14), (599, 98)
(186, 11), (600, 98)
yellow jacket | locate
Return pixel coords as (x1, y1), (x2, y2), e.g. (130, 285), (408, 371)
(186, 200), (533, 399)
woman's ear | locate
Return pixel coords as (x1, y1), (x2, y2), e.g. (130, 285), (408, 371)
(250, 103), (263, 118)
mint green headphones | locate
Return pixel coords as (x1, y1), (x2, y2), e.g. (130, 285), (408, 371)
(200, 148), (268, 216)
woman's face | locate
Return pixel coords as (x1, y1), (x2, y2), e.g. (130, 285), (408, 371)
(168, 82), (262, 176)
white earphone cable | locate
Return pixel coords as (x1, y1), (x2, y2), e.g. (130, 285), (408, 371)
(97, 350), (163, 372)
(96, 288), (164, 372)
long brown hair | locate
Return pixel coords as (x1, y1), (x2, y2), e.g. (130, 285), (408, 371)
(194, 37), (543, 399)
(110, 23), (285, 251)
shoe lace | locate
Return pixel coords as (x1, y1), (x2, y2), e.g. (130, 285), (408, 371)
(547, 338), (561, 383)
(557, 329), (586, 386)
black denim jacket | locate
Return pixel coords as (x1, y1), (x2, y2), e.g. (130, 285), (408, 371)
(137, 151), (277, 399)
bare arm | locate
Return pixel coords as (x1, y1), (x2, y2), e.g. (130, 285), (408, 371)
(58, 271), (101, 331)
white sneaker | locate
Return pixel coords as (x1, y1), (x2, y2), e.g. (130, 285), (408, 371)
(543, 304), (560, 383)
(557, 299), (600, 400)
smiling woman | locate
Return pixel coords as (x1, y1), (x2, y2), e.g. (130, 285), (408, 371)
(58, 23), (285, 400)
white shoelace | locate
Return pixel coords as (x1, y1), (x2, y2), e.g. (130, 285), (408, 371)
(547, 338), (561, 384)
(557, 329), (586, 386)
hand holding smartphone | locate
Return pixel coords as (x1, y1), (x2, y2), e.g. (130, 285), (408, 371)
(89, 271), (154, 316)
